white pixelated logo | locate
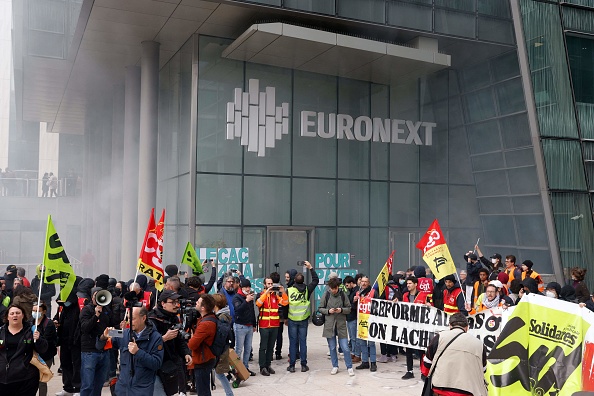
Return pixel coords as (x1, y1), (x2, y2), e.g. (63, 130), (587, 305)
(226, 79), (289, 157)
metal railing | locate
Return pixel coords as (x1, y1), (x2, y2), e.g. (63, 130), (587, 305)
(0, 177), (81, 197)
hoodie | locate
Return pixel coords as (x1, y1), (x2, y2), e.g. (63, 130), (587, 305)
(559, 285), (578, 303)
(520, 277), (540, 295)
(287, 269), (298, 288)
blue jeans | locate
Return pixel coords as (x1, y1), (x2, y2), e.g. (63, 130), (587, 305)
(288, 319), (308, 366)
(327, 337), (353, 369)
(194, 360), (215, 396)
(358, 339), (377, 363)
(347, 320), (360, 357)
(234, 323), (254, 370)
(80, 351), (109, 396)
(215, 372), (234, 396)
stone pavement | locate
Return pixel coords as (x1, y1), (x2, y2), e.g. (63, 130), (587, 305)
(46, 324), (424, 395)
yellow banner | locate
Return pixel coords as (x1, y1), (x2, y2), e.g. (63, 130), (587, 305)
(43, 215), (76, 301)
(357, 295), (372, 339)
(486, 294), (594, 395)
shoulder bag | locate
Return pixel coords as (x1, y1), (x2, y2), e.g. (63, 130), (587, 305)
(30, 351), (54, 382)
(421, 330), (465, 396)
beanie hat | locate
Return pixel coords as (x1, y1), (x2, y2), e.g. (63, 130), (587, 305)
(522, 260), (533, 269)
(135, 274), (148, 290)
(165, 264), (179, 277)
(95, 274), (109, 290)
(443, 275), (456, 282)
(240, 278), (251, 288)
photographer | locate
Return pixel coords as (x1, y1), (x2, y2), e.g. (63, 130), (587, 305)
(255, 277), (288, 376)
(148, 290), (192, 396)
(232, 278), (257, 376)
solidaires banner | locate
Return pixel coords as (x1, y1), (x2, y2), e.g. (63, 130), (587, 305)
(486, 294), (594, 396)
(358, 298), (506, 353)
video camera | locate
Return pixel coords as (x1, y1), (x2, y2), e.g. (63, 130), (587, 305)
(171, 323), (190, 341)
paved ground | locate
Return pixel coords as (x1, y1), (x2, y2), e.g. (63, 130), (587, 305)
(47, 324), (424, 395)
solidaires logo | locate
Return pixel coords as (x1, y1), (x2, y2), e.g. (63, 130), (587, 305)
(226, 79), (289, 157)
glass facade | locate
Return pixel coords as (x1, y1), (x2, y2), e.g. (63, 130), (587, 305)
(158, 14), (554, 278)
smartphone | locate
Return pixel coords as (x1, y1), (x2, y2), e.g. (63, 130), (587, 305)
(108, 329), (124, 338)
(231, 269), (238, 273)
(297, 260), (305, 266)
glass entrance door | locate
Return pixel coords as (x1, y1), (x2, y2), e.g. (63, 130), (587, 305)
(267, 228), (313, 284)
(389, 229), (421, 272)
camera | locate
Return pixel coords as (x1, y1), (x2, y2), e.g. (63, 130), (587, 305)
(271, 283), (281, 291)
(231, 269), (238, 273)
(297, 260), (305, 266)
(171, 323), (190, 341)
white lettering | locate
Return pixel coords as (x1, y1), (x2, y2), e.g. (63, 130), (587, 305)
(300, 111), (316, 137)
(337, 114), (354, 140)
(423, 122), (436, 146)
(318, 112), (336, 138)
(392, 120), (406, 143)
(354, 116), (372, 141)
(373, 118), (390, 142)
(405, 121), (423, 145)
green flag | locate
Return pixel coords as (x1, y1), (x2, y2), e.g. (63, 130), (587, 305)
(181, 242), (202, 275)
(43, 215), (76, 301)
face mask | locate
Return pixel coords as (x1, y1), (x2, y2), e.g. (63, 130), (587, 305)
(399, 279), (405, 285)
(64, 301), (72, 307)
(114, 288), (122, 297)
(491, 258), (497, 264)
(545, 291), (556, 298)
(32, 312), (41, 319)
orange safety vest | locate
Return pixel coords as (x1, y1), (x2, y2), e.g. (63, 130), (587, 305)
(256, 291), (288, 328)
(521, 271), (544, 292)
(443, 287), (463, 314)
(477, 299), (503, 313)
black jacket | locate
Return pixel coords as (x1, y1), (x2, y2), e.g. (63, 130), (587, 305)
(0, 323), (48, 384)
(30, 276), (56, 305)
(148, 306), (191, 364)
(346, 286), (359, 322)
(34, 315), (58, 361)
(79, 303), (111, 352)
(232, 291), (257, 326)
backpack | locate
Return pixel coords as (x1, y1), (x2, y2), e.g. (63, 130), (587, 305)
(202, 316), (231, 363)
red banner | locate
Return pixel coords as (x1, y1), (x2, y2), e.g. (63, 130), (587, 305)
(137, 208), (165, 291)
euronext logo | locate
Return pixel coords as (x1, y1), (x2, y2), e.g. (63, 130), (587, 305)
(227, 80), (436, 157)
(226, 79), (289, 157)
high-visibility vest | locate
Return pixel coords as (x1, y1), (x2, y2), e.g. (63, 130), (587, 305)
(287, 287), (310, 321)
(443, 287), (463, 314)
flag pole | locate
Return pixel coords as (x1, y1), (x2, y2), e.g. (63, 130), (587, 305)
(454, 269), (467, 304)
(472, 238), (480, 254)
(36, 264), (44, 311)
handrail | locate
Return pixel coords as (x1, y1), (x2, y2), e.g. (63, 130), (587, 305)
(0, 177), (81, 197)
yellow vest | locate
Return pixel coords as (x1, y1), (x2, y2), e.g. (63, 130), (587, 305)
(288, 287), (310, 321)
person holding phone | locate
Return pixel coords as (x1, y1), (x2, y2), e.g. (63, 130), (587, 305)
(286, 261), (319, 373)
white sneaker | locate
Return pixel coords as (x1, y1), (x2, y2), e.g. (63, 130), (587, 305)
(331, 367), (339, 375)
(348, 368), (355, 376)
(55, 391), (74, 396)
(327, 351), (331, 356)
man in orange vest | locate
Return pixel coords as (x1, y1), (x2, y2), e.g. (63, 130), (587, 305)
(256, 276), (288, 376)
(442, 275), (468, 316)
(503, 255), (522, 286)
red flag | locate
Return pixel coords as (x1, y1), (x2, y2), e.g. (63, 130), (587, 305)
(415, 219), (456, 280)
(137, 208), (165, 291)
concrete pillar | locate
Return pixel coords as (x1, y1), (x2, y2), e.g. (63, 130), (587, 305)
(121, 66), (141, 281)
(137, 41), (160, 254)
(109, 86), (124, 278)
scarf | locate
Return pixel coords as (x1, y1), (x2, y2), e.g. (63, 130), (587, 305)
(482, 293), (500, 309)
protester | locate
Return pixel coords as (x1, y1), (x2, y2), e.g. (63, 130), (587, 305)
(30, 264), (56, 317)
(475, 245), (503, 281)
(286, 261), (318, 373)
(4, 265), (17, 295)
(401, 276), (432, 379)
(560, 285), (578, 303)
(355, 275), (377, 372)
(503, 255), (521, 285)
(378, 274), (401, 362)
(545, 282), (562, 299)
(101, 306), (164, 396)
(16, 267), (30, 287)
(463, 253), (481, 305)
(212, 293), (234, 396)
(12, 284), (37, 320)
(570, 267), (590, 303)
(32, 302), (58, 396)
(79, 286), (111, 396)
(475, 284), (504, 312)
(343, 275), (361, 363)
(270, 271), (286, 360)
(423, 312), (487, 396)
(520, 260), (544, 292)
(472, 268), (490, 306)
(255, 276), (288, 376)
(233, 278), (257, 376)
(319, 277), (354, 376)
(0, 304), (48, 395)
(55, 277), (82, 396)
(188, 294), (217, 396)
(442, 274), (467, 315)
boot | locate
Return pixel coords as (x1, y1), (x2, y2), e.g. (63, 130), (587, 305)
(355, 362), (370, 370)
(370, 362), (377, 372)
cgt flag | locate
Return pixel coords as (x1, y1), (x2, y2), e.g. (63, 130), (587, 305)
(137, 208), (165, 291)
(181, 242), (202, 275)
(416, 219), (456, 280)
(43, 215), (76, 301)
(371, 250), (395, 298)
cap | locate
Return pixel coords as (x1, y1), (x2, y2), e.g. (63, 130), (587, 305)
(490, 253), (502, 260)
(522, 260), (533, 269)
(159, 289), (181, 302)
(489, 280), (503, 289)
(467, 253), (478, 261)
(6, 265), (17, 273)
(240, 278), (251, 288)
(443, 275), (456, 282)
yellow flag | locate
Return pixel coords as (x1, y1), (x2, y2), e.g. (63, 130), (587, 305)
(181, 242), (202, 274)
(416, 219), (456, 280)
(371, 250), (395, 298)
(43, 215), (76, 301)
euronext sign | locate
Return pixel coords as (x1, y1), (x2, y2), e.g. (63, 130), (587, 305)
(300, 111), (436, 145)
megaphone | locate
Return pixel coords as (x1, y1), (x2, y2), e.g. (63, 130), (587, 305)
(96, 290), (112, 306)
